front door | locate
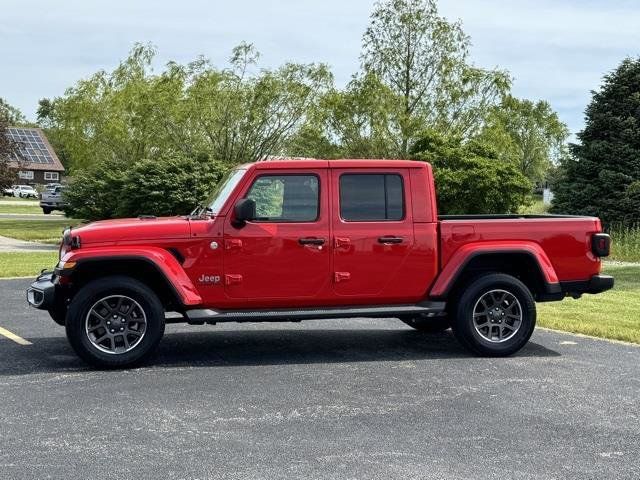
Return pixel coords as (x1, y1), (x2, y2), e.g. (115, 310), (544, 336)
(331, 168), (417, 303)
(223, 169), (331, 305)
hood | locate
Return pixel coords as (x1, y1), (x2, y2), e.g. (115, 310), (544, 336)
(72, 216), (191, 245)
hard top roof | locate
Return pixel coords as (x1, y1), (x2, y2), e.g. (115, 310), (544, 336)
(247, 158), (426, 170)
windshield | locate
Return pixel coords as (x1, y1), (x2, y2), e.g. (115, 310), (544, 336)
(204, 168), (247, 215)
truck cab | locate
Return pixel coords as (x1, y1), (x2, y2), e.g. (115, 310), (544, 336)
(27, 159), (613, 368)
(186, 160), (438, 309)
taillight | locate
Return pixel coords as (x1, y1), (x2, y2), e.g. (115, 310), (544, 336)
(591, 233), (611, 257)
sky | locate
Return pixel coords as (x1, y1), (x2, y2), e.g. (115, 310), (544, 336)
(1, 0), (639, 137)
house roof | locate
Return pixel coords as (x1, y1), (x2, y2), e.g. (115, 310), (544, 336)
(4, 127), (65, 172)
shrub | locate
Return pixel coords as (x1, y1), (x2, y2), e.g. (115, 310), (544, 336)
(65, 154), (227, 220)
(412, 132), (531, 214)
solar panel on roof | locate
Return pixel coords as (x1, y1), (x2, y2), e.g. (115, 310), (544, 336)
(7, 128), (55, 165)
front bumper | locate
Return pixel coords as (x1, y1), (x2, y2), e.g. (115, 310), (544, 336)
(26, 272), (57, 310)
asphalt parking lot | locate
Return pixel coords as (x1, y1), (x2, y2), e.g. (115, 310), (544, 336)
(0, 278), (639, 480)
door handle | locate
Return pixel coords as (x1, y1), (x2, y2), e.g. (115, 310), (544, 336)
(298, 237), (326, 246)
(378, 236), (403, 244)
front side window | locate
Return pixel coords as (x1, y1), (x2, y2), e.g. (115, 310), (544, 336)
(247, 174), (319, 222)
(340, 174), (404, 221)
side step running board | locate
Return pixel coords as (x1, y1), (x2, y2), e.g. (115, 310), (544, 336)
(184, 302), (446, 324)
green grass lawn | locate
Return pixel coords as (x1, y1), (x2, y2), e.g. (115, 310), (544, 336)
(0, 251), (58, 277)
(0, 198), (43, 214)
(538, 263), (640, 344)
(0, 203), (47, 214)
(0, 196), (38, 202)
(0, 219), (83, 244)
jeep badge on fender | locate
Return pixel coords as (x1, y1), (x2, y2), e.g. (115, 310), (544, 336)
(198, 274), (221, 285)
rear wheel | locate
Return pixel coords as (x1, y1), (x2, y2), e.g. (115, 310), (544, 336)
(450, 273), (536, 356)
(42, 207), (52, 214)
(400, 315), (450, 333)
(65, 276), (165, 368)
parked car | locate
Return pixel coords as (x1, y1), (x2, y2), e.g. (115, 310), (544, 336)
(39, 185), (67, 214)
(13, 185), (38, 198)
(43, 183), (63, 193)
(2, 185), (14, 197)
(26, 159), (614, 368)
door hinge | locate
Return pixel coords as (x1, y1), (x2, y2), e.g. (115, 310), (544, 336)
(225, 274), (243, 286)
(334, 271), (351, 283)
(334, 237), (351, 250)
(225, 239), (243, 250)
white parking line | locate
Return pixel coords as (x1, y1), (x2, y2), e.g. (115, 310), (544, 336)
(0, 326), (32, 345)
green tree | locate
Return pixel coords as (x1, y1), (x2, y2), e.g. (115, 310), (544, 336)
(412, 131), (531, 214)
(361, 0), (510, 155)
(320, 72), (405, 158)
(0, 114), (21, 189)
(39, 44), (192, 170)
(551, 58), (640, 223)
(41, 43), (332, 171)
(479, 95), (569, 183)
(182, 43), (333, 165)
(0, 98), (26, 125)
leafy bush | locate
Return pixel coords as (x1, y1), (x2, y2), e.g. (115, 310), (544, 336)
(64, 154), (226, 220)
(412, 132), (532, 215)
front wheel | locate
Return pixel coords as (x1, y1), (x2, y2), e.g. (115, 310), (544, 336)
(65, 276), (165, 368)
(42, 207), (52, 214)
(451, 273), (536, 357)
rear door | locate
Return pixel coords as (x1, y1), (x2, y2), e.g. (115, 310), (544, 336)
(223, 168), (331, 303)
(330, 168), (417, 302)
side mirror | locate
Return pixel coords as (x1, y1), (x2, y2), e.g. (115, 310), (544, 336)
(233, 198), (256, 226)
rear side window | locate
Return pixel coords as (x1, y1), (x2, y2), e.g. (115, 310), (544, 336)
(339, 174), (404, 221)
(247, 174), (319, 222)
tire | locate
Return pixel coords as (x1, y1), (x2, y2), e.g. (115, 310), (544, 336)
(450, 273), (536, 357)
(42, 208), (52, 215)
(65, 276), (165, 368)
(400, 315), (450, 333)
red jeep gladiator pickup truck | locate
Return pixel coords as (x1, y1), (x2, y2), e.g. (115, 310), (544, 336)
(27, 159), (613, 367)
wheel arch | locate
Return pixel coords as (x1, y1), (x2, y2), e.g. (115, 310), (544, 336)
(61, 249), (202, 311)
(430, 244), (561, 302)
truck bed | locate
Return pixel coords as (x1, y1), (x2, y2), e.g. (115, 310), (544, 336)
(438, 214), (603, 283)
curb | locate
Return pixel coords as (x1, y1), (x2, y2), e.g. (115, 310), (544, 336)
(538, 327), (639, 347)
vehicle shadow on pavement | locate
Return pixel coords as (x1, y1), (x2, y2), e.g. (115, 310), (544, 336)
(0, 328), (560, 376)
